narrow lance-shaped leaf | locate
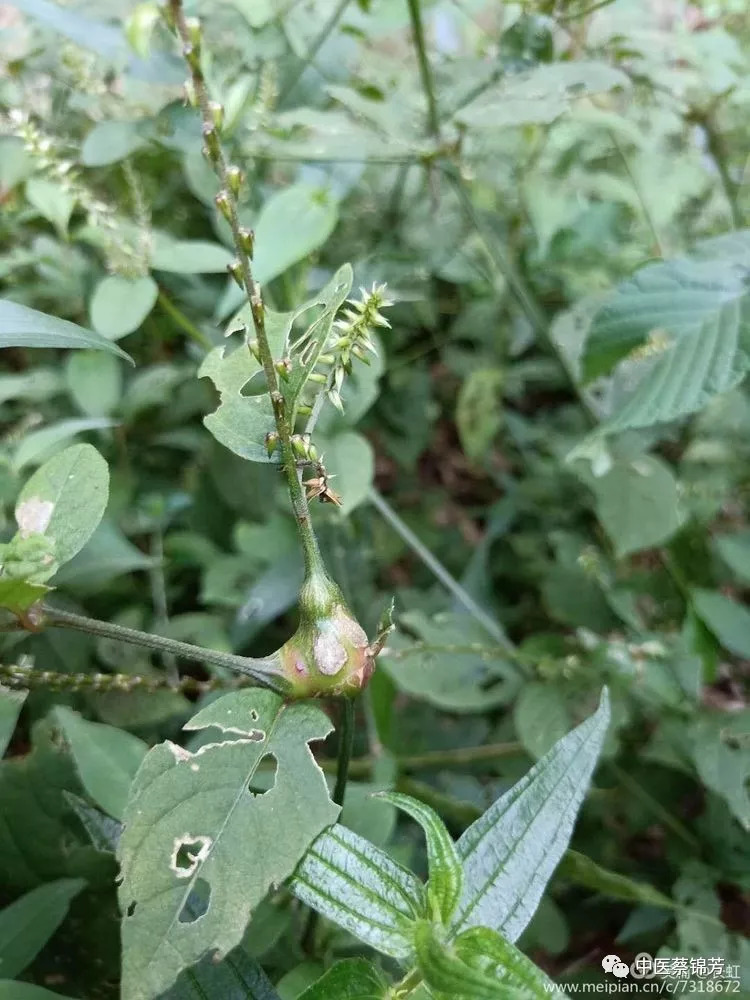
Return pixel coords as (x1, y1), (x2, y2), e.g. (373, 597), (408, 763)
(0, 877), (86, 979)
(378, 791), (463, 925)
(290, 822), (426, 959)
(453, 690), (610, 941)
(117, 689), (339, 1000)
(0, 298), (133, 362)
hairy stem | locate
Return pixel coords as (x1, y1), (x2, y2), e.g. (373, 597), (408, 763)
(40, 605), (288, 693)
(170, 0), (323, 578)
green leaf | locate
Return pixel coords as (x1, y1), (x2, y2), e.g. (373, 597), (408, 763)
(715, 530), (750, 583)
(379, 792), (463, 925)
(581, 238), (750, 431)
(590, 455), (684, 557)
(297, 959), (387, 1000)
(380, 612), (520, 712)
(16, 444), (109, 565)
(12, 418), (115, 472)
(456, 368), (504, 462)
(0, 299), (133, 362)
(89, 275), (158, 341)
(456, 61), (628, 129)
(688, 710), (750, 830)
(691, 588), (750, 658)
(53, 520), (154, 589)
(0, 877), (86, 978)
(81, 120), (145, 167)
(118, 689), (339, 1000)
(454, 691), (610, 940)
(0, 686), (27, 758)
(316, 431), (373, 513)
(253, 184), (338, 285)
(55, 707), (147, 820)
(557, 850), (673, 909)
(0, 579), (51, 616)
(0, 984), (79, 1000)
(25, 177), (75, 236)
(290, 823), (426, 958)
(513, 683), (572, 760)
(151, 235), (234, 273)
(160, 944), (282, 1000)
(66, 350), (123, 416)
(453, 926), (566, 999)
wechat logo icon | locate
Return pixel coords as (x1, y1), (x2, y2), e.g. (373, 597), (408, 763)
(602, 955), (629, 978)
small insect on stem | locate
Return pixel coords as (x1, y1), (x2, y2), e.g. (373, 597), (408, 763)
(303, 462), (343, 506)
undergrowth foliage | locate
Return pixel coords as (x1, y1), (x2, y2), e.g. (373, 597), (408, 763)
(0, 1), (749, 998)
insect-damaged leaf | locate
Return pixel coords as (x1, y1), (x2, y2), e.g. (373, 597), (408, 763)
(117, 689), (339, 1000)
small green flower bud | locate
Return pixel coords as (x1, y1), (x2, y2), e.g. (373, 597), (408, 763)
(184, 15), (201, 48)
(264, 431), (279, 457)
(297, 404), (312, 416)
(308, 442), (319, 462)
(182, 43), (200, 72)
(275, 358), (292, 381)
(183, 79), (198, 107)
(248, 339), (260, 361)
(227, 259), (244, 287)
(202, 122), (220, 162)
(308, 372), (327, 385)
(160, 2), (176, 32)
(207, 100), (224, 130)
(237, 227), (255, 258)
(214, 190), (232, 222)
(226, 165), (243, 197)
(291, 434), (307, 459)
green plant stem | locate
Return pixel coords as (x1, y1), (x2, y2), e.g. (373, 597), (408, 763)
(157, 290), (212, 349)
(368, 488), (512, 648)
(611, 764), (699, 849)
(700, 113), (743, 229)
(0, 662), (241, 695)
(279, 0), (351, 103)
(40, 605), (288, 693)
(610, 131), (666, 256)
(406, 0), (441, 139)
(170, 0), (323, 578)
(332, 697), (355, 808)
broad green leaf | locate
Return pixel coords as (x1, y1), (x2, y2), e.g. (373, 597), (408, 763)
(0, 579), (50, 616)
(456, 368), (504, 462)
(298, 959), (387, 1000)
(290, 823), (426, 959)
(557, 851), (673, 909)
(380, 612), (520, 712)
(380, 792), (462, 925)
(253, 184), (338, 286)
(118, 689), (338, 1000)
(454, 691), (610, 940)
(590, 455), (684, 557)
(453, 926), (566, 999)
(151, 234), (233, 273)
(317, 431), (373, 513)
(65, 794), (121, 854)
(16, 444), (109, 565)
(66, 350), (123, 416)
(456, 61), (628, 129)
(0, 985), (78, 1000)
(691, 589), (750, 658)
(513, 682), (571, 760)
(53, 520), (154, 589)
(581, 237), (750, 431)
(0, 299), (132, 361)
(25, 177), (75, 236)
(55, 707), (147, 821)
(715, 530), (750, 583)
(0, 686), (27, 757)
(81, 120), (145, 167)
(12, 418), (115, 471)
(0, 368), (62, 405)
(89, 275), (158, 341)
(688, 710), (750, 829)
(0, 877), (86, 978)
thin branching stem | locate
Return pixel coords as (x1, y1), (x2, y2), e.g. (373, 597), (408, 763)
(406, 0), (441, 140)
(157, 289), (212, 349)
(278, 0), (351, 103)
(169, 0), (324, 577)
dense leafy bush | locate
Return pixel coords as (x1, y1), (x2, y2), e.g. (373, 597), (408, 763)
(1, 1), (749, 997)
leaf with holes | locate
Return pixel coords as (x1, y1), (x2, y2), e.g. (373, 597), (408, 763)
(117, 689), (339, 1000)
(581, 234), (750, 432)
(290, 823), (426, 959)
(453, 690), (610, 941)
